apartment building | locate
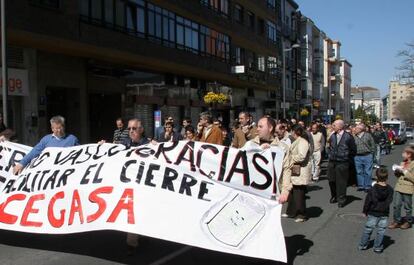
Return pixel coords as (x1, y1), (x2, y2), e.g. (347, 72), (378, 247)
(5, 0), (283, 143)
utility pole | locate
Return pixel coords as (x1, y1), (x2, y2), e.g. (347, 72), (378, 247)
(1, 0), (8, 126)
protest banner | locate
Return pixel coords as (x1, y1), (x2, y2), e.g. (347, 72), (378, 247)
(0, 141), (287, 262)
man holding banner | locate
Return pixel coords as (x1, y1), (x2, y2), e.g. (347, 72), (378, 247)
(13, 115), (79, 175)
(120, 118), (150, 255)
(244, 116), (292, 204)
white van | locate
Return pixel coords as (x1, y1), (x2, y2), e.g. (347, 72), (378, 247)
(382, 120), (407, 144)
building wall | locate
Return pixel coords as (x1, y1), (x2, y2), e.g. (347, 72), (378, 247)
(389, 80), (414, 119)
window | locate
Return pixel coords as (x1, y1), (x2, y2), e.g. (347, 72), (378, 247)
(234, 4), (243, 23)
(232, 46), (245, 65)
(258, 56), (265, 72)
(115, 0), (125, 28)
(267, 0), (276, 9)
(258, 18), (265, 35)
(267, 21), (276, 42)
(30, 0), (59, 9)
(200, 0), (228, 16)
(104, 0), (114, 25)
(80, 0), (230, 62)
(91, 0), (102, 20)
(247, 11), (255, 30)
(267, 56), (278, 76)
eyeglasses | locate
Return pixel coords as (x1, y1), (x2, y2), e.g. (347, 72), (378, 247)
(127, 127), (138, 131)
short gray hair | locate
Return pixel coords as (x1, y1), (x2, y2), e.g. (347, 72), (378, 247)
(50, 115), (65, 126)
(199, 112), (213, 124)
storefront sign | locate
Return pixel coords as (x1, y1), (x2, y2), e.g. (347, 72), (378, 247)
(0, 68), (29, 96)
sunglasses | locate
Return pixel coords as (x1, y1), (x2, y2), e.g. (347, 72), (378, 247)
(127, 127), (139, 131)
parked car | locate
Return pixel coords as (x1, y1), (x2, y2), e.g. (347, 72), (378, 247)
(407, 127), (413, 139)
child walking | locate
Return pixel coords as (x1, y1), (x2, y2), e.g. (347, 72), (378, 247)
(358, 167), (393, 253)
(388, 146), (414, 229)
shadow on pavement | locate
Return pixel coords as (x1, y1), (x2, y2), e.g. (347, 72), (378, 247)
(307, 185), (323, 192)
(284, 234), (313, 265)
(344, 195), (362, 206)
(0, 229), (184, 264)
(306, 207), (323, 219)
(382, 235), (395, 250)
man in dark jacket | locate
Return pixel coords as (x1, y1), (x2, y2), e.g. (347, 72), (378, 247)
(358, 168), (393, 253)
(121, 118), (149, 255)
(327, 119), (357, 207)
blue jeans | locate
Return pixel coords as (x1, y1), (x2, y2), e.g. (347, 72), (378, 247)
(359, 215), (388, 251)
(354, 154), (373, 189)
(393, 191), (413, 223)
(374, 145), (381, 166)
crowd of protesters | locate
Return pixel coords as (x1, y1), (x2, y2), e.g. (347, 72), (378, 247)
(2, 111), (412, 256)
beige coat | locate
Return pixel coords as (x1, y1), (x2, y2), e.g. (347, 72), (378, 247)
(395, 160), (414, 194)
(289, 136), (312, 186)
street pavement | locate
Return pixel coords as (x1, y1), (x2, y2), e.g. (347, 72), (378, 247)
(0, 141), (413, 265)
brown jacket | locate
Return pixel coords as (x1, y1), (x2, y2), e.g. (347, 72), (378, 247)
(232, 125), (257, 148)
(196, 125), (223, 145)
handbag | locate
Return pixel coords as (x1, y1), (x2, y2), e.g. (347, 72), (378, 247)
(291, 164), (301, 176)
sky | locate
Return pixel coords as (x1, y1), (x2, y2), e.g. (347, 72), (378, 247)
(296, 0), (414, 97)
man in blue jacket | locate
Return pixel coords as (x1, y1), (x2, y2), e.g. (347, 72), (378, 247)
(13, 115), (79, 175)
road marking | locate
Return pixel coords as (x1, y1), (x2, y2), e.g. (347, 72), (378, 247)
(148, 246), (192, 265)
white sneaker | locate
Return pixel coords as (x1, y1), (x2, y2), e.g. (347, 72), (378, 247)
(294, 217), (306, 223)
(281, 213), (289, 218)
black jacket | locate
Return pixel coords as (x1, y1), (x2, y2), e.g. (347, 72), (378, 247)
(363, 184), (394, 217)
(328, 131), (357, 162)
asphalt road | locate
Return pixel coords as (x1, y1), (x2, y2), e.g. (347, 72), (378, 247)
(0, 141), (413, 265)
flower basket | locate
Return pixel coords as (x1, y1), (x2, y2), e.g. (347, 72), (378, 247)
(300, 108), (309, 117)
(203, 92), (228, 104)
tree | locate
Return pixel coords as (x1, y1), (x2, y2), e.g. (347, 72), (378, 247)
(394, 94), (414, 125)
(354, 106), (379, 125)
(396, 41), (414, 85)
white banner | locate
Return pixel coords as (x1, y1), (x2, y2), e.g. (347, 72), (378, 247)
(0, 141), (286, 262)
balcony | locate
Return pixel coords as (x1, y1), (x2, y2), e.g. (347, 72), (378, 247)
(328, 56), (339, 63)
(330, 73), (342, 82)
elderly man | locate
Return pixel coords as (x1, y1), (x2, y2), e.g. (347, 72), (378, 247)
(196, 112), (223, 145)
(119, 118), (150, 255)
(13, 115), (79, 175)
(247, 117), (292, 204)
(354, 123), (376, 191)
(275, 123), (292, 147)
(327, 119), (357, 207)
(231, 111), (257, 148)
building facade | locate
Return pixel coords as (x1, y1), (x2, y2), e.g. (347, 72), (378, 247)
(280, 0), (301, 119)
(382, 95), (389, 121)
(299, 16), (325, 122)
(6, 0), (285, 144)
(339, 59), (352, 122)
(351, 86), (382, 120)
(323, 38), (341, 123)
(388, 80), (414, 120)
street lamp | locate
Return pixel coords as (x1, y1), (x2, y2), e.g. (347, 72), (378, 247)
(282, 43), (300, 119)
